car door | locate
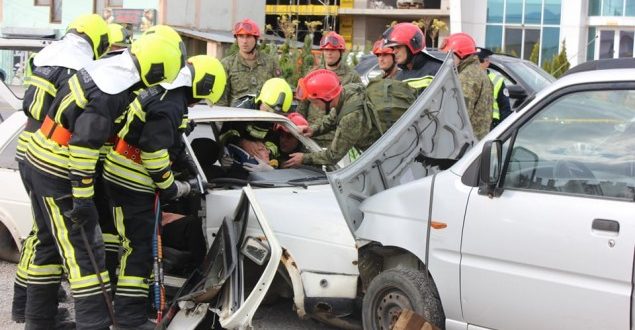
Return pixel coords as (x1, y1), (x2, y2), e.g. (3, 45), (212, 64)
(461, 83), (635, 329)
(328, 55), (477, 233)
(166, 187), (282, 330)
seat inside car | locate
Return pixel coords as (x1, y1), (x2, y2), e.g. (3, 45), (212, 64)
(191, 137), (225, 181)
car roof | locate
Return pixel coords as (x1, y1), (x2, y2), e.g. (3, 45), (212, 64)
(562, 58), (635, 77)
(188, 105), (290, 123)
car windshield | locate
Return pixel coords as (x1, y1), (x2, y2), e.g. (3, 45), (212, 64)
(510, 61), (555, 92)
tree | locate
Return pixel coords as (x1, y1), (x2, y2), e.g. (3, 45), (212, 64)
(529, 42), (540, 65)
(542, 39), (570, 78)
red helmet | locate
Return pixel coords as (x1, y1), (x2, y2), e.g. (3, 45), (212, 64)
(275, 113), (309, 133)
(295, 69), (342, 102)
(440, 32), (477, 59)
(382, 23), (424, 54)
(372, 39), (394, 55)
(233, 18), (260, 38)
(319, 31), (346, 50)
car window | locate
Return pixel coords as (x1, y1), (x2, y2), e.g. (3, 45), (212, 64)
(509, 61), (553, 92)
(502, 89), (635, 201)
(0, 132), (19, 170)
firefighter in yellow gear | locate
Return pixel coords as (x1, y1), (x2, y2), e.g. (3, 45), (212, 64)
(22, 26), (185, 329)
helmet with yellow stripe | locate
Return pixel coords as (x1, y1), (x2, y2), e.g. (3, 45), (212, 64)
(66, 14), (111, 59)
(130, 25), (186, 87)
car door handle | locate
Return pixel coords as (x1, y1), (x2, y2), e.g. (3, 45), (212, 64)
(592, 219), (620, 233)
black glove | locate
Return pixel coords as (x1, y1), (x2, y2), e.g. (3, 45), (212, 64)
(184, 119), (197, 136)
(65, 197), (98, 228)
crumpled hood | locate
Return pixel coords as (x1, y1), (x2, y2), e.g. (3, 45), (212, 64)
(83, 50), (140, 95)
(33, 34), (94, 70)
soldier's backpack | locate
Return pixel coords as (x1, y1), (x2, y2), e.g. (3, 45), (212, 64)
(364, 78), (417, 134)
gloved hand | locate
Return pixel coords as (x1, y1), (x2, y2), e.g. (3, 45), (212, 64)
(66, 198), (98, 228)
(183, 120), (197, 136)
(243, 157), (274, 172)
(174, 180), (191, 199)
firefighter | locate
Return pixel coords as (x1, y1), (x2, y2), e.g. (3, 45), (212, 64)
(107, 23), (132, 52)
(440, 32), (493, 139)
(297, 31), (361, 148)
(218, 18), (281, 107)
(12, 13), (110, 327)
(21, 26), (185, 330)
(382, 22), (441, 93)
(101, 55), (226, 329)
(372, 39), (398, 79)
(477, 47), (512, 129)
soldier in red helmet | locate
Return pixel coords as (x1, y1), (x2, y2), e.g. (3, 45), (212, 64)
(372, 39), (398, 79)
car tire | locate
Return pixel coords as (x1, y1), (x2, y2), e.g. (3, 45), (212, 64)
(362, 268), (445, 330)
(0, 223), (19, 263)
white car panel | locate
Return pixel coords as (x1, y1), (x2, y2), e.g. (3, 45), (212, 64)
(300, 272), (358, 299)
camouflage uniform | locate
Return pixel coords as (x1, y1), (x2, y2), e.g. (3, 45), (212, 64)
(303, 84), (381, 165)
(218, 50), (281, 107)
(457, 54), (493, 140)
(297, 62), (362, 148)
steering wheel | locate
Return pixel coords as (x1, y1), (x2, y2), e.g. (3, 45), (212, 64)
(553, 160), (595, 179)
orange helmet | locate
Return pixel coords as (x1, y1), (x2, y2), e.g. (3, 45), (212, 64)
(275, 113), (309, 133)
(440, 32), (477, 59)
(372, 39), (394, 56)
(382, 23), (425, 54)
(319, 31), (346, 50)
(295, 69), (342, 102)
(233, 18), (260, 38)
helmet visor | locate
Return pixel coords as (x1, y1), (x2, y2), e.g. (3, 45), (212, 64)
(234, 21), (257, 35)
(320, 34), (342, 49)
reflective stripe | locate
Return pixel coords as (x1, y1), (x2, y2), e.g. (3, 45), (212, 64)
(118, 275), (148, 289)
(103, 152), (155, 191)
(488, 72), (504, 120)
(45, 197), (81, 279)
(27, 131), (70, 170)
(72, 185), (94, 199)
(28, 75), (57, 97)
(69, 75), (88, 109)
(68, 271), (110, 289)
(141, 149), (170, 170)
(15, 131), (33, 160)
(28, 88), (47, 120)
(54, 94), (75, 123)
(114, 206), (134, 278)
(403, 75), (434, 89)
(16, 225), (39, 284)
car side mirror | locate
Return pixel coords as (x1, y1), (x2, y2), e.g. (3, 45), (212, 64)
(478, 140), (503, 197)
(507, 85), (527, 99)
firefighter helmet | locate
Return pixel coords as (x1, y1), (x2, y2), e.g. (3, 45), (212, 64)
(130, 29), (185, 86)
(66, 14), (110, 59)
(382, 23), (425, 54)
(255, 78), (293, 113)
(187, 55), (227, 104)
(295, 69), (342, 102)
(232, 18), (261, 38)
(107, 23), (132, 48)
(440, 32), (477, 59)
(372, 39), (394, 55)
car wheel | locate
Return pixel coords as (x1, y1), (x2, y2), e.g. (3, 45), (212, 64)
(0, 223), (19, 263)
(362, 268), (444, 330)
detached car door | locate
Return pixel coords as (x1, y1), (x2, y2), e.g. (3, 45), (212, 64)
(461, 83), (635, 329)
(328, 55), (476, 232)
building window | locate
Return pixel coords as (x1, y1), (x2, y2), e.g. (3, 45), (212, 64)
(486, 0), (562, 64)
(35, 0), (51, 5)
(599, 30), (615, 58)
(108, 0), (123, 7)
(587, 27), (597, 60)
(589, 0), (635, 16)
(596, 29), (635, 59)
(51, 0), (62, 23)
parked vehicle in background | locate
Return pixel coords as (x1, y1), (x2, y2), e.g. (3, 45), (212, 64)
(331, 63), (635, 329)
(356, 50), (555, 109)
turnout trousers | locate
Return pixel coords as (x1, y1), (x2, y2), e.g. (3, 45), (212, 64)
(21, 163), (111, 329)
(104, 180), (156, 328)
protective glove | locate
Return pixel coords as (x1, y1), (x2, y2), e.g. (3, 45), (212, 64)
(183, 120), (197, 136)
(243, 157), (274, 172)
(161, 180), (191, 201)
(65, 197), (98, 228)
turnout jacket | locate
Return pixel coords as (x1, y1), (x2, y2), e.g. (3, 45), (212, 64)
(395, 52), (442, 93)
(103, 86), (189, 195)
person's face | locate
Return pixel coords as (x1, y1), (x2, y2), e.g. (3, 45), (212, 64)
(377, 54), (395, 71)
(323, 49), (341, 66)
(392, 45), (409, 65)
(236, 34), (257, 54)
(480, 57), (491, 69)
(279, 132), (299, 154)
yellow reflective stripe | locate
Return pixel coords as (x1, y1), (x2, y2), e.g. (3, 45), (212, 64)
(68, 271), (110, 289)
(54, 93), (75, 123)
(117, 275), (148, 289)
(16, 131), (33, 157)
(69, 144), (100, 158)
(155, 172), (174, 189)
(28, 75), (57, 96)
(28, 87), (47, 120)
(27, 132), (70, 167)
(69, 145), (100, 175)
(141, 150), (170, 170)
(17, 227), (39, 274)
(104, 152), (155, 187)
(69, 75), (87, 109)
(114, 206), (133, 277)
(488, 72), (504, 119)
(45, 197), (81, 279)
(130, 99), (146, 122)
(179, 118), (188, 129)
(404, 76), (434, 89)
(72, 185), (94, 198)
(26, 263), (63, 276)
(103, 233), (120, 245)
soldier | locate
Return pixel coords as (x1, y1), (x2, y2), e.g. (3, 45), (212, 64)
(218, 18), (281, 107)
(102, 55), (226, 329)
(12, 13), (110, 327)
(297, 31), (361, 148)
(372, 39), (398, 79)
(21, 26), (184, 329)
(477, 47), (512, 129)
(440, 33), (493, 139)
(283, 69), (381, 167)
(382, 22), (441, 93)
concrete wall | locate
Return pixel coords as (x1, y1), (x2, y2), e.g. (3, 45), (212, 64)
(164, 0), (265, 32)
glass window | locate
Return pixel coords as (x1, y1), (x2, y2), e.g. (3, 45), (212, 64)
(589, 0), (602, 15)
(524, 0), (542, 24)
(505, 28), (522, 57)
(486, 25), (503, 50)
(599, 30), (615, 59)
(587, 27), (597, 60)
(503, 89), (635, 200)
(505, 0), (523, 24)
(619, 30), (634, 57)
(627, 0), (635, 16)
(543, 0), (561, 24)
(523, 29), (540, 60)
(603, 0), (624, 15)
(487, 0), (504, 23)
(541, 27), (560, 64)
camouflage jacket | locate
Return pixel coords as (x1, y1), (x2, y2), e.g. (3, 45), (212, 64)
(297, 61), (362, 147)
(303, 84), (381, 165)
(457, 55), (493, 140)
(218, 50), (281, 107)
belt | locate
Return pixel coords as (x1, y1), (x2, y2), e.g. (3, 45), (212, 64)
(40, 116), (71, 146)
(114, 139), (141, 164)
